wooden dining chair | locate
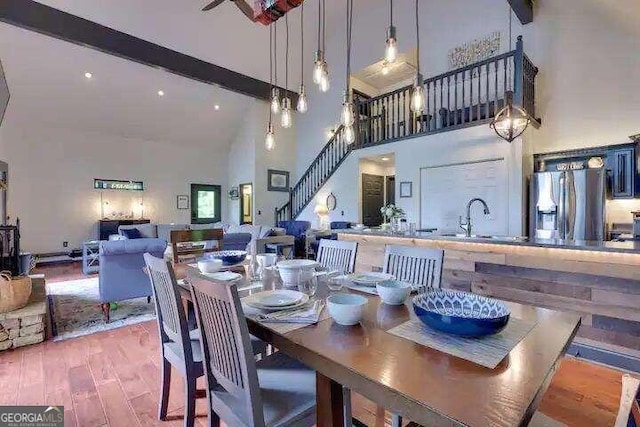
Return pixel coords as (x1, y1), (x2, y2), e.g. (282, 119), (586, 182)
(188, 272), (317, 427)
(383, 244), (444, 293)
(170, 228), (224, 263)
(144, 253), (204, 427)
(316, 239), (358, 273)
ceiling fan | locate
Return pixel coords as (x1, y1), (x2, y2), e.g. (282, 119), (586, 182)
(202, 0), (256, 20)
(202, 0), (303, 25)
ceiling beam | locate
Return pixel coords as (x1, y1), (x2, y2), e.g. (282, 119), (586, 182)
(507, 0), (534, 25)
(0, 0), (297, 101)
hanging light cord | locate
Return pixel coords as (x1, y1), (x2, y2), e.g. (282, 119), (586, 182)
(285, 11), (289, 92)
(269, 24), (273, 122)
(301, 1), (304, 79)
(317, 0), (321, 52)
(390, 0), (393, 28)
(274, 21), (278, 87)
(507, 4), (513, 91)
(415, 0), (420, 76)
(322, 0), (326, 53)
(346, 0), (353, 89)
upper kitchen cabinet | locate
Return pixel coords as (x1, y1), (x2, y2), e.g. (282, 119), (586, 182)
(607, 147), (635, 198)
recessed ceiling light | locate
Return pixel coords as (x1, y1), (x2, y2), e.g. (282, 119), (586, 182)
(381, 157), (390, 161)
(84, 72), (92, 79)
(214, 105), (220, 110)
(157, 90), (165, 96)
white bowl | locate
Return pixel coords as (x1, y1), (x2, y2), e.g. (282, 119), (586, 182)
(376, 280), (411, 305)
(276, 259), (318, 287)
(256, 254), (278, 268)
(197, 259), (223, 274)
(327, 293), (368, 325)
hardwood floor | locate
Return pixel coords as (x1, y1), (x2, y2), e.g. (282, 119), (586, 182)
(0, 263), (627, 427)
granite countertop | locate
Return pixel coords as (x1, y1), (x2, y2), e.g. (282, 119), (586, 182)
(337, 229), (640, 254)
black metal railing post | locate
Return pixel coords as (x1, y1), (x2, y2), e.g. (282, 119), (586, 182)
(513, 35), (524, 108)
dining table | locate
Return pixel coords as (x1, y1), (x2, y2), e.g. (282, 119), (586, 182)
(176, 263), (581, 427)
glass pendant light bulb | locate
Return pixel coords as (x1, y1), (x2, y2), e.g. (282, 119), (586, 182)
(313, 51), (324, 85)
(385, 26), (398, 63)
(344, 125), (355, 144)
(280, 98), (293, 128)
(297, 85), (308, 113)
(270, 88), (281, 114)
(341, 92), (355, 126)
(319, 65), (330, 92)
(265, 123), (275, 151)
(411, 83), (425, 113)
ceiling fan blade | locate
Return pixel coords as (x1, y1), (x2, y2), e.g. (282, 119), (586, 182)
(202, 0), (225, 11)
(232, 0), (256, 21)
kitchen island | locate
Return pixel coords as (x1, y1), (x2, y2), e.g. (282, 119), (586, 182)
(338, 230), (640, 370)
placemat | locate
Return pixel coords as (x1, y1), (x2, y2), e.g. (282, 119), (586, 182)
(242, 300), (331, 334)
(387, 318), (536, 369)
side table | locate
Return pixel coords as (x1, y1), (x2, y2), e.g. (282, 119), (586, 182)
(82, 240), (101, 275)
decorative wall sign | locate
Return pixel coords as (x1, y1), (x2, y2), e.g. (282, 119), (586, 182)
(326, 193), (337, 211)
(448, 32), (501, 71)
(267, 169), (290, 192)
(94, 179), (144, 191)
(400, 182), (413, 198)
(177, 195), (189, 210)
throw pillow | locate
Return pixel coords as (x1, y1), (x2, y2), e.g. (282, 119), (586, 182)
(121, 228), (143, 239)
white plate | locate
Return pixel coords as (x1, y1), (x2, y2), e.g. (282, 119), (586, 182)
(245, 291), (310, 312)
(252, 290), (304, 308)
(202, 271), (242, 282)
(346, 272), (395, 287)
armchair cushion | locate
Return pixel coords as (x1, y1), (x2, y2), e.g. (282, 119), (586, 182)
(118, 223), (157, 238)
(330, 221), (352, 230)
(278, 220), (311, 257)
(120, 228), (143, 239)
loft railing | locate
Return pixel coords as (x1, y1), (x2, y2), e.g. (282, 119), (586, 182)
(356, 36), (539, 147)
(275, 124), (347, 224)
(275, 37), (538, 223)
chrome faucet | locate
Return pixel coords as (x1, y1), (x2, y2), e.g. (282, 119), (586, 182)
(459, 198), (491, 237)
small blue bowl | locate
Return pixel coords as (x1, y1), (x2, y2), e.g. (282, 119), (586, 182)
(412, 289), (510, 337)
(207, 250), (247, 266)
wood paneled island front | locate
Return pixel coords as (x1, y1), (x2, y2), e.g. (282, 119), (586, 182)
(338, 230), (640, 370)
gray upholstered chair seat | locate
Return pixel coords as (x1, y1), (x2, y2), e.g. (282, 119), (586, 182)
(210, 351), (316, 427)
(164, 340), (204, 365)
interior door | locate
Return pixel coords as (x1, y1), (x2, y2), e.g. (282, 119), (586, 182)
(386, 175), (396, 205)
(238, 183), (253, 224)
(362, 174), (385, 226)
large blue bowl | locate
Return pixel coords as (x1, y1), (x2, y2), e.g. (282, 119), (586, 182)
(412, 290), (510, 337)
(207, 250), (247, 266)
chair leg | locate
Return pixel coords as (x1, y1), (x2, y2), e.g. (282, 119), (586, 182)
(147, 295), (151, 303)
(184, 374), (197, 427)
(391, 413), (403, 427)
(343, 387), (352, 427)
(100, 303), (110, 323)
(158, 358), (171, 421)
(207, 411), (221, 427)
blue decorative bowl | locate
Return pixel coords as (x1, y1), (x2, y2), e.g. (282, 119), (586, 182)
(412, 290), (510, 337)
(207, 250), (247, 266)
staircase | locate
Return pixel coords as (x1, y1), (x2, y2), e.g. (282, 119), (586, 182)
(275, 36), (539, 224)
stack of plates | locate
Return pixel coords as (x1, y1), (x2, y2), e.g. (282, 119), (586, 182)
(244, 290), (309, 312)
(346, 272), (395, 287)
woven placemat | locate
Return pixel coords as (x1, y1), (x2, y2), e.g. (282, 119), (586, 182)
(387, 317), (536, 369)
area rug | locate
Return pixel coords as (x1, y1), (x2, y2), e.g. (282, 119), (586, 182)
(47, 277), (156, 341)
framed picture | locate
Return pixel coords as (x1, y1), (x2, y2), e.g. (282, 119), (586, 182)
(177, 195), (190, 210)
(326, 193), (337, 211)
(267, 169), (290, 192)
(399, 182), (413, 198)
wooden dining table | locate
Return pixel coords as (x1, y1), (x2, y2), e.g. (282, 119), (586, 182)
(177, 264), (581, 427)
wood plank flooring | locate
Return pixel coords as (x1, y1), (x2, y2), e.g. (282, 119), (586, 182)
(0, 264), (627, 426)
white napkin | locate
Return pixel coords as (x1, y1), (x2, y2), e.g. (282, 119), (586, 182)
(255, 300), (325, 324)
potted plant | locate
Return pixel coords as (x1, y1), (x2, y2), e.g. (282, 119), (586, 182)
(380, 204), (405, 232)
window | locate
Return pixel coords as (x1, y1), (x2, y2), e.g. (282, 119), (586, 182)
(191, 184), (221, 224)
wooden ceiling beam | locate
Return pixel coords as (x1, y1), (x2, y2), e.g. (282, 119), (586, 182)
(0, 0), (297, 102)
(507, 0), (534, 25)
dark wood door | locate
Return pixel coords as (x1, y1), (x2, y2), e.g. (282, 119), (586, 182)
(386, 175), (395, 205)
(362, 174), (384, 226)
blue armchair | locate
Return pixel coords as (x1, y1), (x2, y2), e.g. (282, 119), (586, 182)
(309, 222), (353, 257)
(99, 238), (167, 322)
(278, 220), (311, 257)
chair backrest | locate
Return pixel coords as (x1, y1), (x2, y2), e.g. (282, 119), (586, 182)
(615, 374), (640, 427)
(188, 272), (264, 426)
(143, 253), (191, 352)
(383, 245), (444, 292)
(170, 228), (224, 263)
(317, 239), (358, 273)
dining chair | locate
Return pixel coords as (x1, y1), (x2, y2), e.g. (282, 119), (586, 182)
(170, 228), (224, 263)
(316, 239), (358, 273)
(188, 272), (317, 427)
(383, 244), (444, 293)
(143, 253), (204, 427)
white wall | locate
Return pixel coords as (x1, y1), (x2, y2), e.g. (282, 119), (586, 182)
(0, 123), (229, 254)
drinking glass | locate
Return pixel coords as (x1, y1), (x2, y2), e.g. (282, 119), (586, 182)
(327, 273), (345, 292)
(297, 270), (318, 297)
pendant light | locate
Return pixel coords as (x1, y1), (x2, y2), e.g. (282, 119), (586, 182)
(280, 12), (293, 128)
(313, 0), (330, 92)
(342, 0), (355, 144)
(266, 23), (276, 151)
(297, 1), (308, 113)
(384, 0), (398, 63)
(270, 21), (281, 115)
(410, 0), (425, 114)
(490, 5), (530, 142)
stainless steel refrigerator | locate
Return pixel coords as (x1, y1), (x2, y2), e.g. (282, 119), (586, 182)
(530, 169), (606, 240)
